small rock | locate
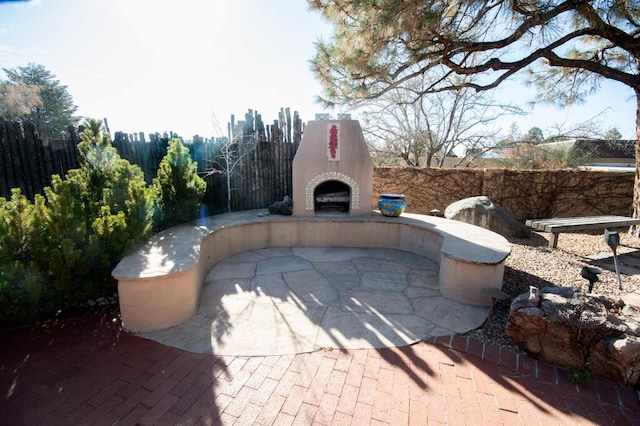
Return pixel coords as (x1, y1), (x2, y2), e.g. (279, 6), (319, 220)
(540, 287), (575, 298)
(510, 292), (534, 310)
(540, 293), (568, 305)
(527, 286), (540, 305)
(623, 304), (640, 317)
(509, 286), (541, 310)
(268, 196), (293, 215)
(622, 316), (640, 334)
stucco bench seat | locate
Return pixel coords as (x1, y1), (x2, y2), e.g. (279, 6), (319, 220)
(112, 210), (511, 332)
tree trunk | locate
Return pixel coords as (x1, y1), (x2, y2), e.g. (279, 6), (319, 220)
(632, 89), (640, 236)
(425, 152), (434, 168)
(226, 171), (232, 213)
(411, 141), (421, 167)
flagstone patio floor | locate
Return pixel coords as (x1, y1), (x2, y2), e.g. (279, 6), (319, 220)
(136, 247), (490, 357)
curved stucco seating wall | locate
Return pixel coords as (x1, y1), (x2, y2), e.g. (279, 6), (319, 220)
(113, 211), (511, 332)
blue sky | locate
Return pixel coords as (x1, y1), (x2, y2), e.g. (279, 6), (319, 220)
(0, 0), (637, 140)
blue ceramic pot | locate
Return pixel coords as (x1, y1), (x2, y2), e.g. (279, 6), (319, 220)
(378, 193), (406, 217)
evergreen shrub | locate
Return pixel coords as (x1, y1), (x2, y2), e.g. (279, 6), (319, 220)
(153, 138), (206, 230)
(0, 119), (155, 323)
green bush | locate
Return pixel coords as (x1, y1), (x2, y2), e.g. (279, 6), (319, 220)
(0, 121), (213, 324)
(0, 119), (155, 323)
(0, 189), (34, 265)
(153, 138), (206, 230)
(0, 190), (46, 321)
(569, 368), (590, 385)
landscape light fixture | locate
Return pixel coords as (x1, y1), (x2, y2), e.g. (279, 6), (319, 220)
(604, 229), (622, 290)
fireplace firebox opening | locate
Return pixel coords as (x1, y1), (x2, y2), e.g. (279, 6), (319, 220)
(314, 180), (350, 214)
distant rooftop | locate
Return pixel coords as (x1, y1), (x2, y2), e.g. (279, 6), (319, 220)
(542, 139), (635, 159)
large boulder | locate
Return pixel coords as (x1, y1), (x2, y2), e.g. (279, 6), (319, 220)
(444, 196), (529, 238)
(506, 286), (640, 387)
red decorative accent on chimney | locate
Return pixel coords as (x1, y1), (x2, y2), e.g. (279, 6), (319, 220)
(329, 125), (338, 159)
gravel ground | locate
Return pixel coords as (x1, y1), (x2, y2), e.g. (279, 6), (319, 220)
(465, 229), (640, 351)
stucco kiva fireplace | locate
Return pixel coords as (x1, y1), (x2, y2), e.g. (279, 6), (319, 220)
(292, 119), (373, 216)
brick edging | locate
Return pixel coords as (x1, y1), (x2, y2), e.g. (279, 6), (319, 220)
(427, 334), (640, 411)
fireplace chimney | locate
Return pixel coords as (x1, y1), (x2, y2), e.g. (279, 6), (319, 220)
(292, 119), (373, 216)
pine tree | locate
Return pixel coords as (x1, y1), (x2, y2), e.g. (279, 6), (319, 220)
(154, 138), (206, 229)
(29, 118), (154, 303)
(2, 63), (79, 139)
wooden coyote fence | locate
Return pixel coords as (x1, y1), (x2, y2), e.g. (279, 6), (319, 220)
(0, 119), (80, 200)
(110, 108), (302, 214)
(0, 109), (302, 214)
(204, 140), (299, 214)
(199, 108), (302, 214)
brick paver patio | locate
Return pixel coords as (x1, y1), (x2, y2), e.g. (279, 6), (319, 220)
(1, 307), (638, 425)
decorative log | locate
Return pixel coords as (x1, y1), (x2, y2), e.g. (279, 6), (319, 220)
(0, 119), (14, 196)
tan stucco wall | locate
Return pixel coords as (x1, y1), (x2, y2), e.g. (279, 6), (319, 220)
(373, 168), (635, 220)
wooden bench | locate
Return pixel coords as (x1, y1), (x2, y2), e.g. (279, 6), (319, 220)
(525, 215), (640, 248)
